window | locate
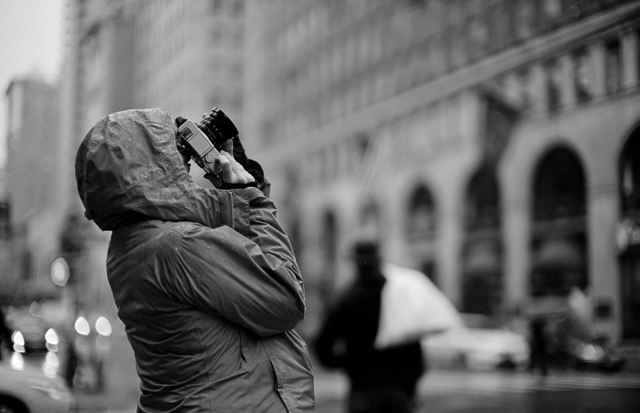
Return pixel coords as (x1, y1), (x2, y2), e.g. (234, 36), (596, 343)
(546, 59), (561, 112)
(543, 0), (561, 25)
(516, 69), (532, 111)
(533, 147), (586, 222)
(406, 185), (436, 239)
(468, 13), (488, 61)
(465, 166), (500, 230)
(574, 48), (593, 101)
(516, 0), (535, 39)
(211, 0), (222, 11)
(606, 38), (622, 94)
(620, 129), (640, 214)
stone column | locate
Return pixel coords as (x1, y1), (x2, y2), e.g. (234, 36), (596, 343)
(529, 63), (547, 115)
(591, 41), (607, 98)
(560, 53), (576, 108)
(622, 29), (639, 90)
(588, 186), (622, 342)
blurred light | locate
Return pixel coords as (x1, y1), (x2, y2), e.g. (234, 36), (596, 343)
(12, 331), (25, 345)
(580, 343), (605, 361)
(29, 301), (41, 317)
(12, 331), (25, 353)
(51, 257), (70, 287)
(74, 316), (90, 336)
(11, 352), (24, 370)
(96, 335), (111, 355)
(42, 351), (60, 378)
(95, 316), (112, 337)
(45, 328), (59, 352)
(26, 377), (66, 401)
(74, 336), (90, 357)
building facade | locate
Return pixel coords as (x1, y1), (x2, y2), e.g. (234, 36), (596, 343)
(245, 0), (640, 342)
(3, 76), (62, 303)
(133, 0), (245, 127)
(56, 0), (137, 316)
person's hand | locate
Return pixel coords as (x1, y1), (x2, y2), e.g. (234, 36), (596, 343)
(204, 150), (255, 188)
(200, 112), (262, 180)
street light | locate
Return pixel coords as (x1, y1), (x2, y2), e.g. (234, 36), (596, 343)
(50, 257), (70, 287)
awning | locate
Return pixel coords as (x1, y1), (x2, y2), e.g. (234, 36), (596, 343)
(464, 241), (501, 277)
(533, 237), (584, 274)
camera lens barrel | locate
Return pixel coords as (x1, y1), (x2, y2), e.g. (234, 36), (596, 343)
(198, 107), (238, 149)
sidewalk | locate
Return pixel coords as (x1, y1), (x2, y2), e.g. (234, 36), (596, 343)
(71, 368), (348, 413)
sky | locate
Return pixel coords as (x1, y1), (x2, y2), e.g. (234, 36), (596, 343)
(0, 0), (63, 165)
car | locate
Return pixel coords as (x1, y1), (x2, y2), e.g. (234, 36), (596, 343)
(559, 337), (627, 372)
(0, 352), (74, 413)
(421, 313), (530, 370)
(6, 307), (60, 356)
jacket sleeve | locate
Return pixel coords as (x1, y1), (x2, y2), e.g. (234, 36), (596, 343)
(162, 188), (305, 337)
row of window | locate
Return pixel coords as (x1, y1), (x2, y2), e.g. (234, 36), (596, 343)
(272, 0), (632, 100)
(270, 19), (639, 148)
(482, 19), (635, 114)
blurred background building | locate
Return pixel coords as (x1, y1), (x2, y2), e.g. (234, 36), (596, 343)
(2, 75), (62, 305)
(246, 0), (640, 342)
(1, 0), (639, 346)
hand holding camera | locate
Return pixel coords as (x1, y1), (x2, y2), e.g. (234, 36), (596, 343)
(206, 150), (255, 188)
(175, 107), (258, 189)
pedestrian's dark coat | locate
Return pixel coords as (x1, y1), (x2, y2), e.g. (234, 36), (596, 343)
(75, 108), (315, 412)
(314, 259), (424, 413)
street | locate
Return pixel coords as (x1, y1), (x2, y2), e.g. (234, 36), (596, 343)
(73, 332), (640, 413)
(314, 367), (640, 413)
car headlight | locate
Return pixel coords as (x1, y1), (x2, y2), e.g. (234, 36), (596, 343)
(75, 316), (91, 336)
(577, 343), (606, 361)
(45, 328), (59, 352)
(42, 351), (61, 378)
(10, 352), (25, 370)
(95, 316), (112, 337)
(26, 377), (69, 401)
(12, 331), (25, 353)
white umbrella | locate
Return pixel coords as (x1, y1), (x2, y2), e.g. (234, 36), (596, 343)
(374, 264), (464, 350)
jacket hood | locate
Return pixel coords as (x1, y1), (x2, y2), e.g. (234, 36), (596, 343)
(76, 108), (228, 231)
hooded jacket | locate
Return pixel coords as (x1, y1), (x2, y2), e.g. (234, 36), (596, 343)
(75, 108), (315, 412)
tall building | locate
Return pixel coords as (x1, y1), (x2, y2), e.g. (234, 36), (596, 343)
(132, 0), (247, 185)
(245, 0), (640, 342)
(3, 75), (61, 302)
(133, 0), (246, 129)
(57, 0), (136, 316)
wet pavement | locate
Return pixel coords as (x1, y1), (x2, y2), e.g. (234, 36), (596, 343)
(71, 333), (640, 412)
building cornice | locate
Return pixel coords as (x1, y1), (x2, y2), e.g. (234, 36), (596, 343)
(261, 2), (640, 166)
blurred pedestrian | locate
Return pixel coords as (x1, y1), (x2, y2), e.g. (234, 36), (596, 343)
(314, 240), (424, 413)
(75, 108), (314, 412)
(527, 317), (550, 377)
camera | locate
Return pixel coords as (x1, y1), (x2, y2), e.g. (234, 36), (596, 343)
(175, 107), (239, 175)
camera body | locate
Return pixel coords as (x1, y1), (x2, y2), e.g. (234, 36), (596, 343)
(175, 107), (239, 175)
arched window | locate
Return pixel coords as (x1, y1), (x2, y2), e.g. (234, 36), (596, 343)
(405, 184), (436, 239)
(533, 146), (586, 222)
(531, 145), (587, 296)
(619, 125), (640, 340)
(462, 164), (503, 315)
(620, 128), (640, 214)
(359, 199), (381, 238)
(465, 165), (500, 230)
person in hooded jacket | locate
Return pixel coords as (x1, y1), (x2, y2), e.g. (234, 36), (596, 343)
(75, 108), (315, 412)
